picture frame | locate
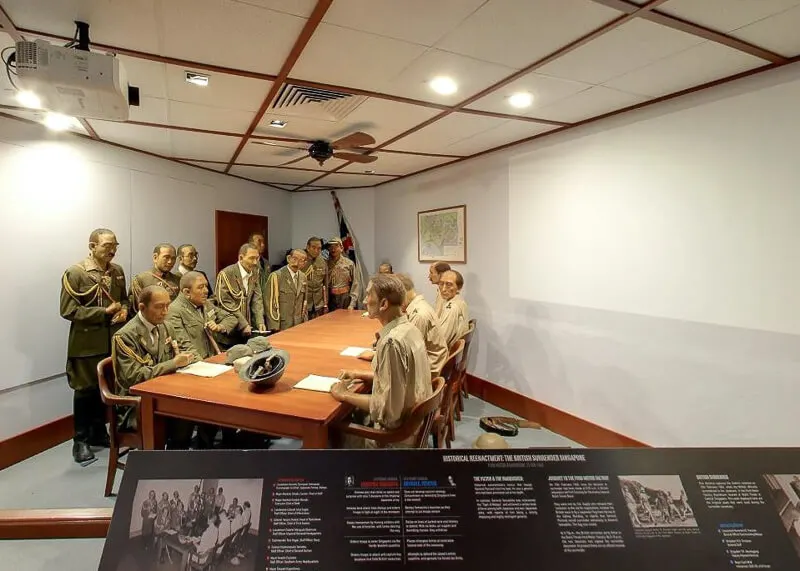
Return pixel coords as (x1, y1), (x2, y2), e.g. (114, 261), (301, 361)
(417, 204), (467, 264)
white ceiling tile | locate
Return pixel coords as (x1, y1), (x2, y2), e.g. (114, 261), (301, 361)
(319, 172), (395, 188)
(533, 86), (650, 123)
(435, 0), (620, 68)
(254, 113), (344, 142)
(604, 41), (766, 98)
(183, 160), (228, 172)
(336, 98), (441, 147)
(657, 0), (800, 33)
(341, 152), (459, 176)
(323, 0), (486, 46)
(129, 96), (169, 124)
(117, 56), (167, 99)
(238, 140), (308, 166)
(165, 65), (270, 112)
(538, 19), (705, 85)
(384, 113), (503, 153)
(384, 49), (518, 104)
(158, 0), (306, 75)
(91, 121), (172, 156)
(444, 119), (557, 155)
(290, 24), (428, 91)
(228, 0), (317, 18)
(1, 0), (161, 53)
(230, 165), (319, 185)
(169, 131), (239, 162)
(167, 100), (255, 132)
(731, 4), (800, 57)
(465, 72), (593, 116)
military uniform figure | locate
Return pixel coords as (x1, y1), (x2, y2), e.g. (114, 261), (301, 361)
(131, 243), (181, 307)
(215, 243), (267, 342)
(248, 231), (271, 326)
(302, 237), (328, 319)
(437, 270), (470, 347)
(266, 249), (308, 331)
(60, 228), (129, 463)
(327, 236), (361, 311)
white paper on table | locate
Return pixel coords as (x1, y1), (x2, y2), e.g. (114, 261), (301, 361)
(177, 362), (232, 378)
(294, 374), (341, 392)
(340, 346), (370, 357)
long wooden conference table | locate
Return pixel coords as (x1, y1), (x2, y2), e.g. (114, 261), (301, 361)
(130, 310), (377, 450)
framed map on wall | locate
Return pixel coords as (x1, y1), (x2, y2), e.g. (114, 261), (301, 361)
(417, 205), (467, 263)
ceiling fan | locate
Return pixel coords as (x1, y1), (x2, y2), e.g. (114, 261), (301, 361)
(252, 131), (379, 167)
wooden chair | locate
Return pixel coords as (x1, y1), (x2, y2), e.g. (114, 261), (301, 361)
(97, 357), (142, 497)
(454, 322), (475, 420)
(335, 378), (444, 448)
(433, 339), (465, 448)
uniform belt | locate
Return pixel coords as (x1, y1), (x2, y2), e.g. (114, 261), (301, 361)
(331, 286), (350, 295)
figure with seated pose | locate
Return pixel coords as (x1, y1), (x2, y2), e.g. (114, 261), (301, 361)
(331, 274), (431, 448)
(437, 270), (469, 347)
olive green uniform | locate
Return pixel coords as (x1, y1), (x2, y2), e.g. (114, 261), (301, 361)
(301, 253), (327, 319)
(265, 266), (307, 331)
(166, 295), (237, 361)
(60, 256), (129, 444)
(256, 258), (271, 325)
(130, 269), (181, 307)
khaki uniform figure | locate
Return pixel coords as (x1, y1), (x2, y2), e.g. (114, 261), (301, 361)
(266, 249), (308, 331)
(428, 262), (450, 316)
(405, 294), (448, 377)
(327, 236), (360, 311)
(131, 243), (181, 307)
(332, 275), (432, 449)
(215, 243), (267, 343)
(60, 228), (130, 463)
(113, 287), (193, 447)
(437, 270), (470, 347)
(301, 237), (328, 319)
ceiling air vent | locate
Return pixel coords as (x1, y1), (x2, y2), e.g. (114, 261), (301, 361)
(270, 83), (365, 121)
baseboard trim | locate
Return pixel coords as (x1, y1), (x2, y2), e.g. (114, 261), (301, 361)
(466, 374), (648, 448)
(0, 508), (112, 539)
(0, 415), (73, 471)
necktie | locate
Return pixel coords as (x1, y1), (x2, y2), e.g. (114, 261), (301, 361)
(294, 271), (300, 291)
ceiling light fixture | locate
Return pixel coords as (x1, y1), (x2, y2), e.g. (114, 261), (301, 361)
(16, 90), (42, 109)
(269, 120), (287, 129)
(364, 169), (375, 174)
(44, 112), (72, 132)
(185, 71), (209, 87)
(429, 76), (458, 95)
(508, 92), (533, 109)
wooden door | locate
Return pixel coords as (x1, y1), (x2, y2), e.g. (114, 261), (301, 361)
(215, 210), (269, 274)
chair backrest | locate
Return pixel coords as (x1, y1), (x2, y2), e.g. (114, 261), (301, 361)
(97, 357), (116, 404)
(411, 377), (445, 448)
(441, 338), (465, 384)
(460, 322), (476, 373)
(440, 339), (465, 415)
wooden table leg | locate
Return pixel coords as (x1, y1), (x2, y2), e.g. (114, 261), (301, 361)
(140, 396), (166, 450)
(302, 424), (329, 449)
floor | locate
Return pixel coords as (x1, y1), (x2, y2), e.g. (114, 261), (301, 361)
(0, 397), (580, 570)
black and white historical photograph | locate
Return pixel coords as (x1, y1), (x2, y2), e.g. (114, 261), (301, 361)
(115, 478), (263, 571)
(618, 475), (697, 528)
(763, 474), (800, 559)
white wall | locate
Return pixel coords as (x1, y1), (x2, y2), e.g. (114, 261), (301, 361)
(290, 188), (377, 274)
(0, 117), (291, 439)
(373, 62), (800, 448)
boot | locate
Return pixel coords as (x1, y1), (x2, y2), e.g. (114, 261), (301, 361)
(89, 424), (111, 448)
(73, 391), (96, 464)
(88, 388), (111, 448)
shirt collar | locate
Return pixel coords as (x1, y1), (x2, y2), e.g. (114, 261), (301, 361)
(138, 312), (157, 334)
(377, 314), (407, 341)
(83, 256), (107, 273)
(178, 264), (191, 275)
(238, 262), (251, 279)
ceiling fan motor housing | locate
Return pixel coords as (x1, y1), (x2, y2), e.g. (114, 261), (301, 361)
(309, 140), (334, 164)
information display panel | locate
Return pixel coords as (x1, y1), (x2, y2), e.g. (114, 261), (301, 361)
(100, 448), (800, 570)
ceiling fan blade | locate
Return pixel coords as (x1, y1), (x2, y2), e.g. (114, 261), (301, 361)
(331, 131), (376, 149)
(279, 155), (309, 167)
(333, 152), (378, 164)
(252, 140), (307, 151)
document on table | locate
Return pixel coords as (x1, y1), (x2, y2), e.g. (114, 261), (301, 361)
(294, 374), (341, 393)
(177, 362), (232, 377)
(340, 346), (370, 357)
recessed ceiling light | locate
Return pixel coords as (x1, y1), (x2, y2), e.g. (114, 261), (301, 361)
(429, 76), (458, 95)
(44, 112), (72, 131)
(16, 90), (41, 109)
(508, 92), (533, 109)
(185, 71), (209, 87)
(364, 169), (375, 174)
(269, 120), (287, 129)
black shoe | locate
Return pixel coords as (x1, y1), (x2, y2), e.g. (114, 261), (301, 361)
(72, 440), (95, 463)
(88, 425), (111, 448)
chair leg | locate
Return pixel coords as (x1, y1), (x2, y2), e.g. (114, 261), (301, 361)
(104, 445), (118, 497)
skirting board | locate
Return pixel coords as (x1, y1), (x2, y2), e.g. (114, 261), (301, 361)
(465, 374), (648, 448)
(0, 508), (112, 540)
(0, 415), (73, 471)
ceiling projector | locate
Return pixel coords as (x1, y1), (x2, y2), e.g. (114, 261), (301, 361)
(14, 37), (138, 121)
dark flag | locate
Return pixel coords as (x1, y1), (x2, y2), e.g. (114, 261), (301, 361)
(331, 190), (368, 307)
